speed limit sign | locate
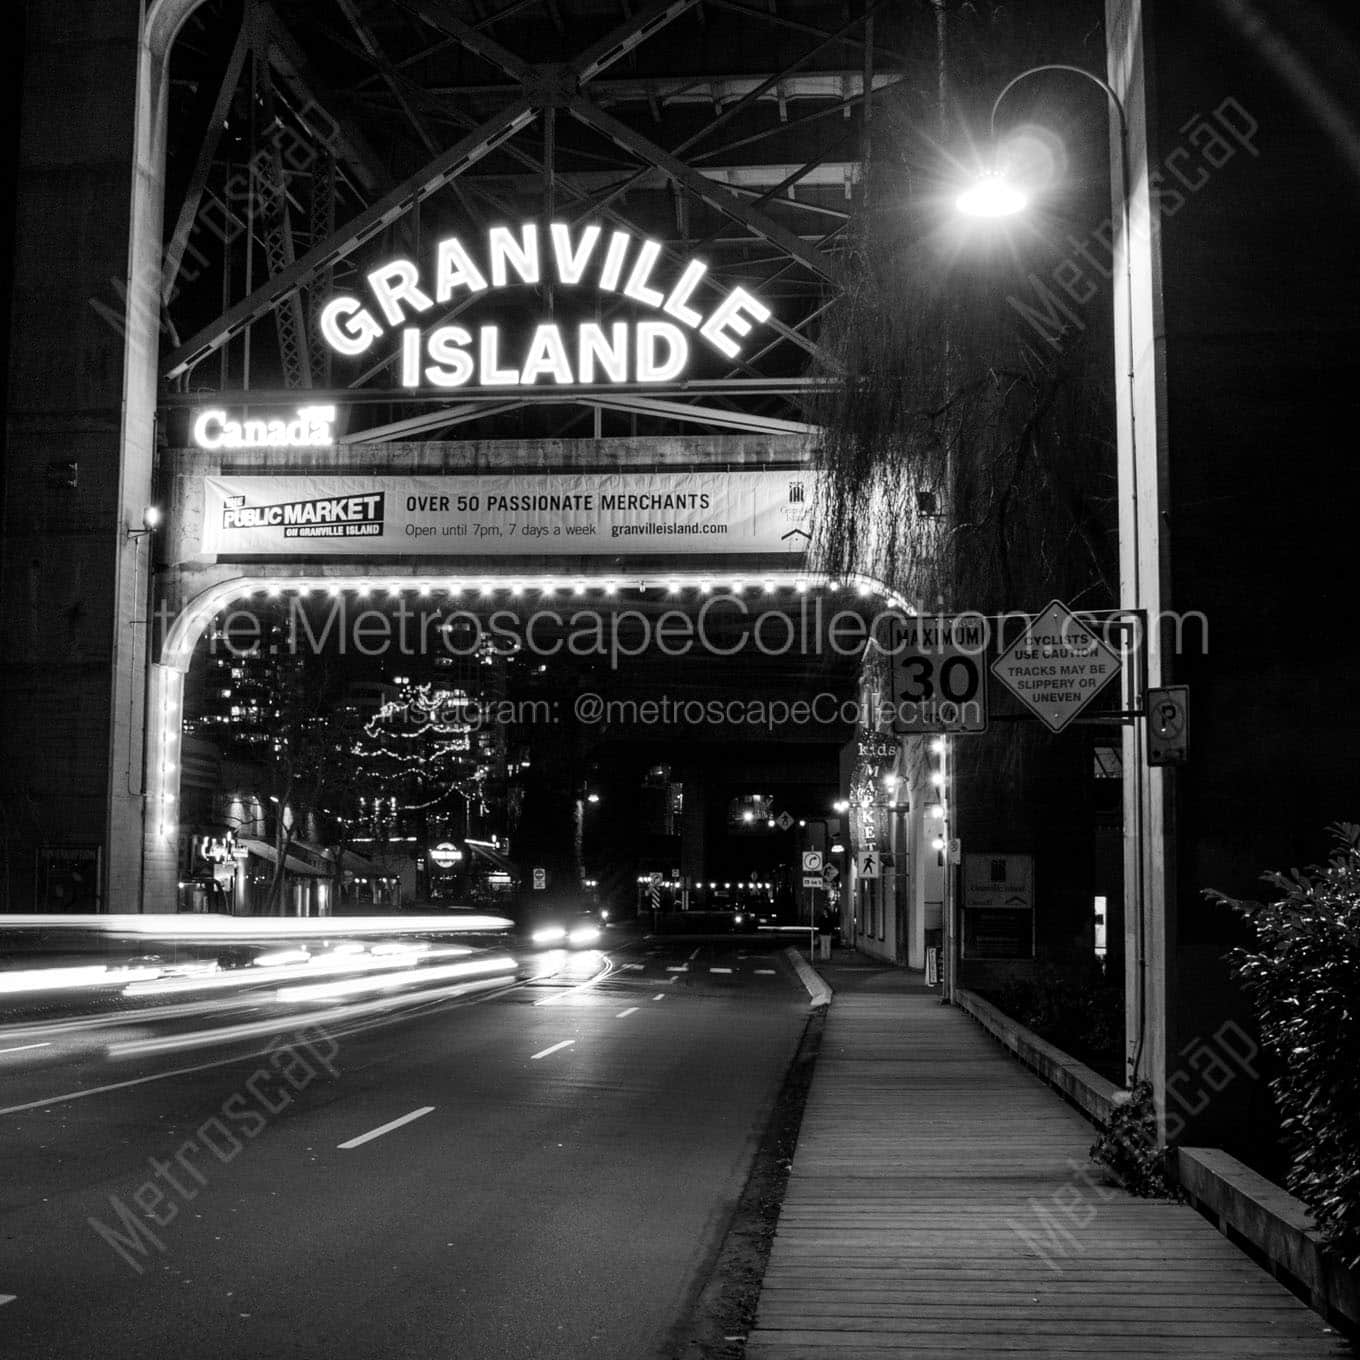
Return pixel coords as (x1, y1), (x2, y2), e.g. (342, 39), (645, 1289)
(884, 616), (988, 735)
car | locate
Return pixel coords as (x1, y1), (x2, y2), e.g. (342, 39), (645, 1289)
(514, 904), (603, 951)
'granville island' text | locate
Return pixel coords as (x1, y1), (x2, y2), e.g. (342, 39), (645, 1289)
(318, 222), (772, 387)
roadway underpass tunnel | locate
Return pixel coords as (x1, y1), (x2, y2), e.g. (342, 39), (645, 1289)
(165, 570), (946, 964)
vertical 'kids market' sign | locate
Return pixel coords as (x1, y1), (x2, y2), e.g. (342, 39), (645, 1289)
(317, 223), (772, 388)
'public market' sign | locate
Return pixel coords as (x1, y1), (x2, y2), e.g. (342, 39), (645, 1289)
(200, 470), (814, 557)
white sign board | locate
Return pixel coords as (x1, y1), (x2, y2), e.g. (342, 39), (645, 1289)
(961, 855), (1036, 960)
(429, 841), (461, 869)
(882, 616), (987, 734)
(802, 876), (823, 889)
(963, 854), (1034, 911)
(200, 471), (813, 558)
(1148, 685), (1189, 766)
(801, 851), (823, 873)
(990, 600), (1121, 733)
(856, 850), (882, 879)
(532, 867), (547, 891)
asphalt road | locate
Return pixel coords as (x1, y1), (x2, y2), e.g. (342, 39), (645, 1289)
(0, 935), (810, 1360)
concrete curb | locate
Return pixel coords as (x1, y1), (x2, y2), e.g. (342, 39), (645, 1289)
(783, 946), (833, 1009)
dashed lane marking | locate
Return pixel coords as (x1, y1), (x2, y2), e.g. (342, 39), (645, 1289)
(687, 947), (701, 961)
(665, 965), (688, 972)
(0, 1043), (51, 1056)
(652, 994), (665, 1001)
(617, 1008), (638, 1018)
(530, 1039), (575, 1061)
(709, 967), (733, 974)
(755, 969), (776, 975)
(337, 1106), (434, 1150)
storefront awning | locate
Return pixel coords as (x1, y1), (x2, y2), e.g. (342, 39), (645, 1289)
(463, 840), (516, 876)
(237, 838), (329, 877)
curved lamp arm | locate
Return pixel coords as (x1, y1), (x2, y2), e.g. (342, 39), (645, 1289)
(989, 63), (1127, 140)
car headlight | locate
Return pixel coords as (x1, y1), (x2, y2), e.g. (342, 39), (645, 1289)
(568, 925), (600, 947)
(531, 925), (567, 945)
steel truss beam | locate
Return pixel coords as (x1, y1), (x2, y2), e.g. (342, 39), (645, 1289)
(308, 149), (337, 387)
(300, 395), (814, 443)
(574, 1), (891, 223)
(403, 0), (846, 286)
(166, 0), (705, 383)
(257, 2), (392, 201)
(163, 102), (537, 380)
(159, 377), (835, 407)
(254, 53), (312, 388)
(331, 0), (488, 230)
(565, 96), (845, 287)
(335, 0), (441, 158)
(337, 402), (528, 442)
(706, 0), (909, 66)
(345, 52), (837, 382)
(162, 20), (252, 300)
(579, 395), (818, 435)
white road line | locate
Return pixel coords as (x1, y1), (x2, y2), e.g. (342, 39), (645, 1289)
(687, 947), (700, 961)
(0, 1295), (15, 1307)
(530, 1039), (575, 1061)
(0, 1043), (51, 1056)
(652, 994), (665, 1001)
(709, 967), (733, 974)
(621, 963), (643, 970)
(533, 958), (615, 1007)
(616, 1008), (638, 1018)
(337, 1106), (434, 1150)
(666, 976), (679, 984)
(665, 965), (688, 972)
(755, 969), (776, 975)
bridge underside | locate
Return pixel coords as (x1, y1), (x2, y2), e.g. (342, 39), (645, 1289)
(4, 0), (924, 910)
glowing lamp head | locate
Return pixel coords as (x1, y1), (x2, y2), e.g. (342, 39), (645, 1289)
(956, 171), (1028, 218)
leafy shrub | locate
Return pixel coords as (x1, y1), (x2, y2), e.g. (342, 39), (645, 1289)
(1206, 822), (1360, 1268)
(989, 964), (1122, 1062)
(1090, 1081), (1176, 1198)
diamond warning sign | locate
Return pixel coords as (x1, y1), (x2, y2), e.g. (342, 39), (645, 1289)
(990, 600), (1121, 733)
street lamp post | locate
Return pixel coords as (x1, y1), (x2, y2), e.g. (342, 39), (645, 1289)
(958, 56), (1170, 1135)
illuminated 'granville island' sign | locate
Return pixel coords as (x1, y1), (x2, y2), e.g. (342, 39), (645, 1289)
(319, 222), (772, 388)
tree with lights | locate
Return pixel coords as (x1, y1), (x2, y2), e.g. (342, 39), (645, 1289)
(350, 682), (492, 847)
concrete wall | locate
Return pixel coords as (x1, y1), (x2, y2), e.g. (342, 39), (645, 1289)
(1, 1), (165, 909)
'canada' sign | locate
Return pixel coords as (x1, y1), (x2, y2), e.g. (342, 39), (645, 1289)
(318, 222), (771, 388)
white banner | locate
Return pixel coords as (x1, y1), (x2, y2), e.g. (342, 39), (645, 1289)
(200, 471), (814, 557)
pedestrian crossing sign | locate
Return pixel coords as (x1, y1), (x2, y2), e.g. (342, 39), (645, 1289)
(857, 851), (881, 879)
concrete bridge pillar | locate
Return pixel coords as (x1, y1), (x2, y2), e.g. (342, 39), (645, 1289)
(2, 1), (170, 908)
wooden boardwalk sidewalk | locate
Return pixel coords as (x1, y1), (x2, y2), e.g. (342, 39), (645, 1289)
(747, 986), (1350, 1359)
